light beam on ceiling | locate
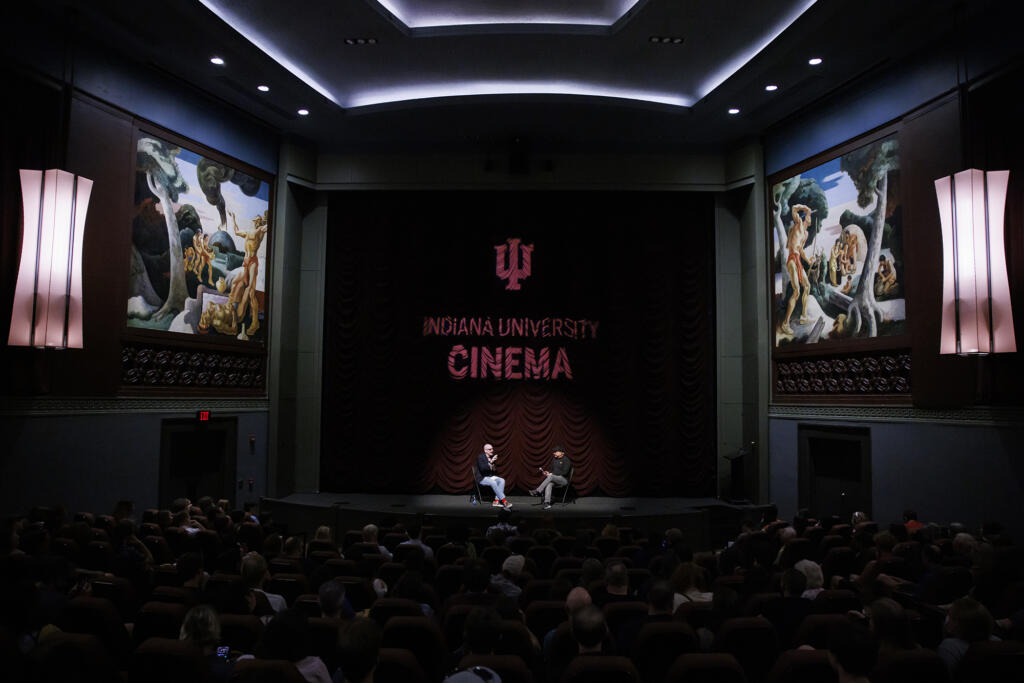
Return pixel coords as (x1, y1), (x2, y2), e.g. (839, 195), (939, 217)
(373, 0), (642, 28)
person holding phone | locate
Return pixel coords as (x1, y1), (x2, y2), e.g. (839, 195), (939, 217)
(529, 446), (571, 510)
(179, 604), (234, 681)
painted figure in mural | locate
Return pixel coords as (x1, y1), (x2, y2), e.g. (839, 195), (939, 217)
(781, 203), (813, 335)
(188, 228), (217, 286)
(829, 240), (842, 287)
(198, 300), (239, 336)
(841, 274), (855, 294)
(876, 255), (898, 297)
(228, 210), (269, 337)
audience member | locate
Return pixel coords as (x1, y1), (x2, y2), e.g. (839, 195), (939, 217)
(338, 617), (380, 683)
(490, 554), (525, 598)
(255, 609), (332, 683)
(937, 596), (997, 676)
(794, 559), (824, 599)
(361, 523), (392, 560)
(827, 622), (877, 683)
(590, 561), (632, 607)
(179, 604), (233, 681)
(398, 517), (434, 563)
(241, 552), (286, 615)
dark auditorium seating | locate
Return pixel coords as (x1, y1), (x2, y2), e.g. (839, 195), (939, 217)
(870, 648), (950, 683)
(713, 616), (780, 683)
(561, 654), (641, 683)
(631, 621), (698, 683)
(128, 637), (206, 683)
(667, 653), (748, 683)
(460, 653), (536, 683)
(763, 649), (837, 683)
(382, 616), (447, 682)
(377, 647), (427, 683)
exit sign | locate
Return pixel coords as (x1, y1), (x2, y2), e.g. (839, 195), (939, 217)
(197, 410), (211, 422)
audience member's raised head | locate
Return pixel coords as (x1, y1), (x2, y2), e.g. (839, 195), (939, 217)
(179, 604), (221, 654)
(241, 552), (269, 590)
(874, 531), (898, 555)
(648, 580), (674, 615)
(318, 578), (347, 618)
(565, 587), (592, 616)
(571, 604), (607, 652)
(463, 558), (491, 593)
(362, 523), (379, 543)
(258, 610), (310, 662)
(670, 562), (706, 595)
(463, 606), (502, 654)
(781, 568), (807, 597)
(314, 525), (333, 543)
(262, 533), (283, 559)
(171, 498), (190, 514)
(177, 552), (204, 585)
(867, 598), (916, 651)
(946, 597), (993, 643)
(605, 561), (628, 593)
(501, 554), (525, 580)
(851, 511), (869, 526)
(339, 617), (380, 683)
(284, 535), (304, 558)
(952, 532), (978, 559)
(580, 557), (604, 587)
(794, 559), (823, 591)
(828, 622), (877, 679)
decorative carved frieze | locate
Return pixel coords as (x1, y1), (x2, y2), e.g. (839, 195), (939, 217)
(774, 350), (910, 398)
(120, 342), (265, 391)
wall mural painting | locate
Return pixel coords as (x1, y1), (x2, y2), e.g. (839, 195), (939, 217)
(127, 134), (270, 342)
(772, 135), (904, 348)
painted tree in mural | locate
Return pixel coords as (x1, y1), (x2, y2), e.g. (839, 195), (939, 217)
(840, 138), (899, 336)
(771, 175), (801, 269)
(137, 138), (189, 321)
(196, 158), (262, 229)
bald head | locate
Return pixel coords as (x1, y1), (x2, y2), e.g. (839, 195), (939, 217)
(566, 587), (592, 616)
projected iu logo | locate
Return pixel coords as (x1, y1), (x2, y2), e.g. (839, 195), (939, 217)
(495, 238), (534, 291)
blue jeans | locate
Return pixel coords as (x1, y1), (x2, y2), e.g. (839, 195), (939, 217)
(480, 475), (506, 500)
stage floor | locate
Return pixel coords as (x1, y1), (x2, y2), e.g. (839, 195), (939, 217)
(261, 492), (774, 551)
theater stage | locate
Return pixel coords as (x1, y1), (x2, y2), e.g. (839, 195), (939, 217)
(260, 493), (775, 551)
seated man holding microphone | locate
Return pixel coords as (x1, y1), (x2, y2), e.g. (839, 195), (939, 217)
(529, 445), (571, 510)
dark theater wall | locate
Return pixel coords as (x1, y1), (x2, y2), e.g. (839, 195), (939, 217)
(766, 51), (1024, 531)
(1, 31), (276, 514)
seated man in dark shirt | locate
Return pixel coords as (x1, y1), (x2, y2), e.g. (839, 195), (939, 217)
(529, 446), (571, 510)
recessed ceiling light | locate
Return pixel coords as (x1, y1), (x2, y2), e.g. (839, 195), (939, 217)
(345, 38), (355, 45)
(808, 57), (823, 65)
(649, 36), (659, 43)
(257, 85), (270, 92)
(728, 107), (740, 115)
(765, 84), (779, 91)
(367, 38), (377, 45)
(210, 56), (225, 65)
(356, 38), (366, 45)
(297, 108), (309, 116)
(671, 37), (683, 44)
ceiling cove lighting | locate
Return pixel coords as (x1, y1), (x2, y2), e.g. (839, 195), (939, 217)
(934, 169), (1015, 355)
(346, 81), (692, 109)
(197, 0), (341, 105)
(8, 170), (93, 349)
(373, 0), (642, 28)
(697, 0), (816, 99)
(210, 56), (225, 65)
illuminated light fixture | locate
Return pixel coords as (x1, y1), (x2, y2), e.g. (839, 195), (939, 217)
(346, 81), (692, 108)
(8, 169), (93, 349)
(373, 0), (641, 27)
(210, 56), (225, 65)
(728, 107), (740, 114)
(257, 84), (270, 92)
(297, 108), (309, 116)
(934, 169), (1015, 355)
(808, 57), (823, 65)
(765, 84), (779, 91)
